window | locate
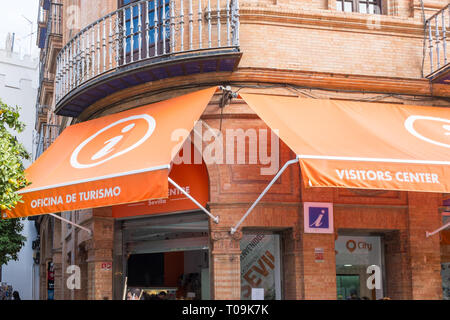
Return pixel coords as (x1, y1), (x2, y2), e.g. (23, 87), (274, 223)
(120, 0), (170, 59)
(336, 0), (382, 14)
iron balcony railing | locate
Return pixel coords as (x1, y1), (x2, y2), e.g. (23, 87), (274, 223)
(38, 1), (62, 85)
(425, 4), (450, 77)
(55, 0), (240, 105)
(44, 1), (63, 49)
(34, 124), (61, 160)
(35, 0), (62, 124)
(35, 104), (49, 125)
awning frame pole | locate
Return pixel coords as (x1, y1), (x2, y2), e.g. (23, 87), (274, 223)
(230, 156), (299, 234)
(426, 221), (450, 238)
(168, 177), (219, 224)
(49, 213), (93, 236)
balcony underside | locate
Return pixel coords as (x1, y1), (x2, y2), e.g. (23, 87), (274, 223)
(55, 49), (242, 118)
(427, 63), (450, 85)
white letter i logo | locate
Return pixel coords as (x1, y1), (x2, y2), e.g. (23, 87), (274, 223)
(310, 209), (326, 227)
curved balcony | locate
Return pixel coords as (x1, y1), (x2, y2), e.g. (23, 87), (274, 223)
(55, 0), (241, 117)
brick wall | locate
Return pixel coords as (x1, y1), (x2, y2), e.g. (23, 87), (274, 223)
(85, 207), (114, 300)
(384, 230), (412, 299)
(407, 192), (443, 299)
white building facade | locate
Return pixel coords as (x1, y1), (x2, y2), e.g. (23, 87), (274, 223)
(0, 46), (39, 300)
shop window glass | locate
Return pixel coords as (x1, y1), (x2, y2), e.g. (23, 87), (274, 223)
(335, 235), (384, 300)
(240, 233), (282, 300)
(337, 275), (360, 299)
(125, 250), (209, 300)
(442, 262), (450, 300)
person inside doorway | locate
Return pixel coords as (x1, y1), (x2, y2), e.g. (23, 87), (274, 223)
(12, 291), (21, 300)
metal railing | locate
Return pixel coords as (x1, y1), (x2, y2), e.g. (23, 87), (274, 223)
(43, 1), (63, 50)
(425, 4), (450, 77)
(38, 58), (53, 84)
(37, 1), (62, 86)
(35, 104), (49, 121)
(35, 0), (63, 129)
(34, 104), (49, 143)
(34, 124), (61, 160)
(55, 0), (240, 105)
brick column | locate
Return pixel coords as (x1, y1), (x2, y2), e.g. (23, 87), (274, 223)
(384, 230), (412, 299)
(407, 192), (442, 300)
(282, 226), (304, 300)
(52, 251), (63, 300)
(300, 188), (337, 300)
(85, 207), (114, 300)
(301, 233), (337, 299)
(52, 218), (63, 300)
(39, 261), (47, 300)
(210, 228), (242, 300)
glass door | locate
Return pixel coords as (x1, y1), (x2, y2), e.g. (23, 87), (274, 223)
(336, 275), (360, 300)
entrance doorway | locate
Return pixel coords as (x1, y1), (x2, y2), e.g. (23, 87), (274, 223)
(119, 212), (210, 300)
(335, 234), (385, 300)
(126, 249), (209, 300)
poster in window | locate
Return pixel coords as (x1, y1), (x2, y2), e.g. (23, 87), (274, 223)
(240, 234), (281, 300)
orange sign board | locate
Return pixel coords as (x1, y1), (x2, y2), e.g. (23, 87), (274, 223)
(4, 87), (216, 218)
(112, 145), (209, 218)
(241, 93), (450, 193)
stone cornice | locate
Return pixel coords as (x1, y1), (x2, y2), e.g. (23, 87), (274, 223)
(233, 67), (450, 97)
(239, 4), (425, 38)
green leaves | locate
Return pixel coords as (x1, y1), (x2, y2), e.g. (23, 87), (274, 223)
(0, 218), (26, 265)
(0, 99), (30, 265)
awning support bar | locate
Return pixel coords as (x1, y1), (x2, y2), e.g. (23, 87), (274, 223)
(230, 156), (299, 234)
(49, 213), (93, 236)
(426, 221), (450, 238)
(168, 177), (219, 224)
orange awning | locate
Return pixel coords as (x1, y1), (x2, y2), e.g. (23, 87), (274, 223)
(240, 93), (450, 193)
(4, 87), (216, 219)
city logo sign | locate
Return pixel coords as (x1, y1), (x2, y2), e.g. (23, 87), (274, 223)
(345, 239), (373, 253)
(70, 114), (156, 169)
(304, 202), (334, 234)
